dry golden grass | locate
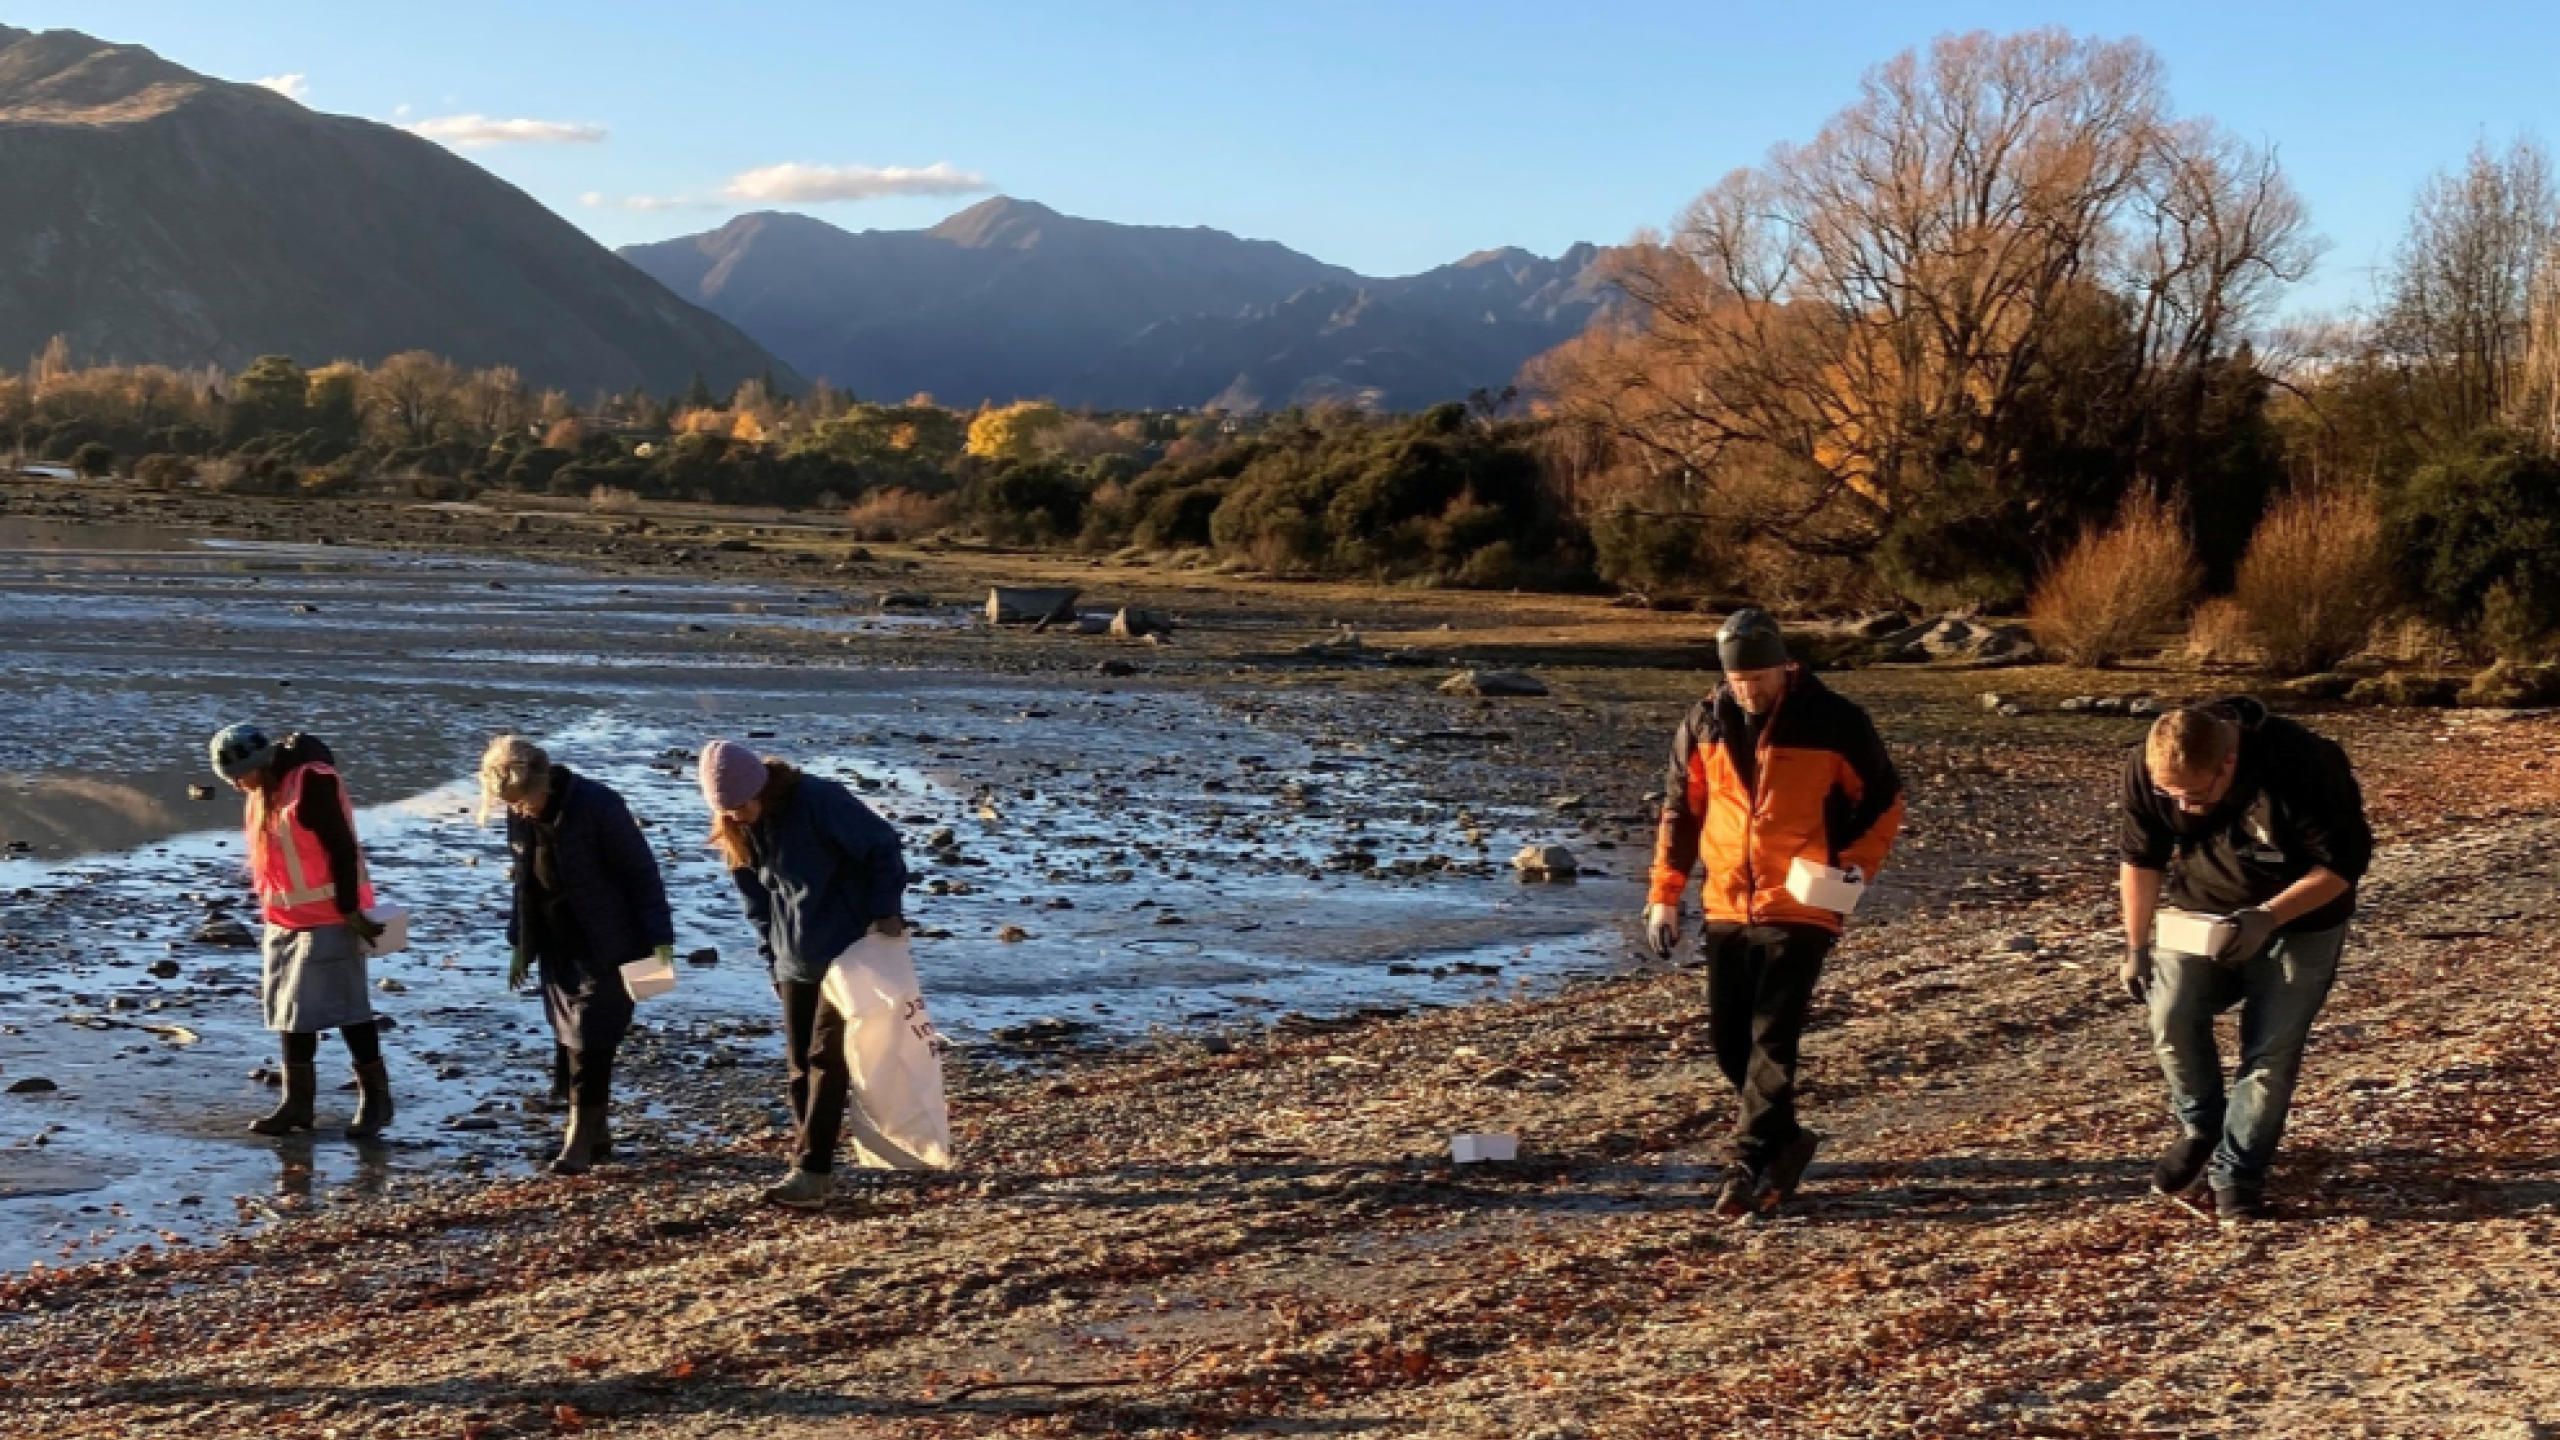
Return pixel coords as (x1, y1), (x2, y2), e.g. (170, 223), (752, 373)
(2186, 595), (2258, 668)
(2027, 490), (2200, 668)
(845, 487), (954, 541)
(2231, 485), (2396, 675)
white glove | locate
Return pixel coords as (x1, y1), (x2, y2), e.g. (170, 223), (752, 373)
(1645, 903), (1683, 960)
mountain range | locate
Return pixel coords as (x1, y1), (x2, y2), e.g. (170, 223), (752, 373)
(0, 24), (1610, 412)
(0, 26), (784, 395)
(622, 200), (1613, 412)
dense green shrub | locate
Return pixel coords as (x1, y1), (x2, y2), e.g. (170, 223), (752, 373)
(2384, 443), (2560, 658)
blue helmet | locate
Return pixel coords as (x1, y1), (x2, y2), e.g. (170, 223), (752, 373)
(208, 724), (276, 781)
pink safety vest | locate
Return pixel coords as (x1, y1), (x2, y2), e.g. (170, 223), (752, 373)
(248, 762), (376, 930)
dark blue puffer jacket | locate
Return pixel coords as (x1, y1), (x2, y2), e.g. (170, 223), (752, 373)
(506, 770), (675, 977)
(732, 769), (908, 984)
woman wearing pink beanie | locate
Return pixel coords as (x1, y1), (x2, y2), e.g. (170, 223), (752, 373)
(700, 739), (909, 1209)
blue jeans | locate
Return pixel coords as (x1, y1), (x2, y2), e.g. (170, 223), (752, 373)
(2147, 922), (2347, 1192)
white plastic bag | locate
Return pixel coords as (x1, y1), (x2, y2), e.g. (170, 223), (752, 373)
(818, 932), (953, 1170)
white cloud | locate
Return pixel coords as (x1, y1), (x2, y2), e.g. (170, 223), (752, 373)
(721, 161), (991, 203)
(407, 114), (609, 148)
(255, 73), (310, 102)
(581, 192), (719, 213)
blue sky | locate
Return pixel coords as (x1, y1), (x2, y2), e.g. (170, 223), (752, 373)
(15, 1), (2560, 310)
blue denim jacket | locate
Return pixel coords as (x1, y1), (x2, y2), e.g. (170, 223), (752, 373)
(732, 773), (909, 984)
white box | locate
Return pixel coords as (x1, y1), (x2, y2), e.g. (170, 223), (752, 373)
(621, 954), (677, 1001)
(1450, 1132), (1518, 1164)
(1785, 858), (1867, 915)
(2153, 909), (2236, 957)
(362, 905), (410, 956)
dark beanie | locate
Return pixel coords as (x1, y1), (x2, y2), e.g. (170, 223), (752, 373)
(1717, 608), (1788, 672)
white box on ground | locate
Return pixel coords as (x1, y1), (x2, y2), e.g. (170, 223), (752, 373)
(1785, 858), (1867, 915)
(361, 905), (410, 956)
(1450, 1132), (1518, 1164)
(621, 954), (677, 1001)
(2153, 909), (2236, 957)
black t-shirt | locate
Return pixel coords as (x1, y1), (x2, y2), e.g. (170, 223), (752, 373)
(2119, 700), (2372, 933)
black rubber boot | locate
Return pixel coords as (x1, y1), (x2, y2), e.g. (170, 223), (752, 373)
(249, 1062), (317, 1136)
(548, 1104), (610, 1175)
(346, 1060), (395, 1140)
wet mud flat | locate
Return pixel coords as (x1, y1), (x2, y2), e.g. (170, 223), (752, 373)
(0, 519), (1637, 1270)
(0, 694), (2556, 1438)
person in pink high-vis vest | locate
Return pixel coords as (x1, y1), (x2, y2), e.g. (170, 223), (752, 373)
(210, 723), (394, 1140)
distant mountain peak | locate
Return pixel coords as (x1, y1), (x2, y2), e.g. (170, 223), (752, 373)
(0, 27), (228, 125)
(928, 195), (1068, 249)
(623, 197), (1609, 411)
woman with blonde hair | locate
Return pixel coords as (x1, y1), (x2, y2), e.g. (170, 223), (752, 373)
(700, 739), (908, 1209)
(482, 736), (675, 1175)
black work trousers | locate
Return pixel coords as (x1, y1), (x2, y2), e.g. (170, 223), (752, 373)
(1703, 922), (1835, 1166)
(776, 980), (850, 1175)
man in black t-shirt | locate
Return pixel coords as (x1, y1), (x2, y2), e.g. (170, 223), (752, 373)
(2119, 700), (2373, 1223)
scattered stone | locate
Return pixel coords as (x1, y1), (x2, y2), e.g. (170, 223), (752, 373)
(192, 917), (256, 948)
(1512, 844), (1579, 881)
(2280, 673), (2358, 702)
(1096, 659), (1137, 678)
(1979, 692), (2011, 713)
(7, 1077), (58, 1093)
(878, 590), (933, 610)
(146, 959), (180, 980)
(684, 947), (720, 967)
(2059, 696), (2096, 713)
(991, 1016), (1094, 1046)
(999, 925), (1032, 943)
(1442, 670), (1550, 698)
(186, 784), (216, 801)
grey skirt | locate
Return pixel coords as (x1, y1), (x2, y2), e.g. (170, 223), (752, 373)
(259, 922), (377, 1033)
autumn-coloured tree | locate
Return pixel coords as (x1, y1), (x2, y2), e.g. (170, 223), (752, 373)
(363, 351), (462, 449)
(965, 401), (1069, 462)
(1539, 29), (2313, 594)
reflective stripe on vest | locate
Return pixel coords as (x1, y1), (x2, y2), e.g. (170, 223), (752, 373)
(252, 763), (375, 928)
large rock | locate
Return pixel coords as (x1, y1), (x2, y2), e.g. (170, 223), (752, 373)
(2457, 663), (2560, 709)
(1877, 617), (2042, 667)
(1511, 844), (1579, 880)
(1110, 607), (1173, 639)
(2344, 672), (2460, 709)
(1441, 670), (1550, 698)
(985, 587), (1079, 625)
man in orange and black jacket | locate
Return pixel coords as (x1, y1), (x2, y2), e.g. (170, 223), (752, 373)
(1646, 610), (1904, 1217)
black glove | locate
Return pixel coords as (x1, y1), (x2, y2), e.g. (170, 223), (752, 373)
(2120, 942), (2154, 1004)
(342, 910), (387, 950)
(2214, 907), (2282, 965)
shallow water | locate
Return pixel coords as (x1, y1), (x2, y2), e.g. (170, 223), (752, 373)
(0, 525), (1635, 1269)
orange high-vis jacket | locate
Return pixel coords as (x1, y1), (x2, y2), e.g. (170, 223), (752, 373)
(249, 761), (375, 930)
(1649, 670), (1903, 933)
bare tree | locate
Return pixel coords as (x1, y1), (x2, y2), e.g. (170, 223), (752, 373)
(2379, 135), (2559, 442)
(1538, 29), (2315, 561)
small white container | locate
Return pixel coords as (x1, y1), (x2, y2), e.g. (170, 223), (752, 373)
(2153, 909), (2236, 957)
(620, 954), (677, 1001)
(1450, 1132), (1518, 1164)
(1785, 858), (1868, 915)
(362, 905), (410, 956)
